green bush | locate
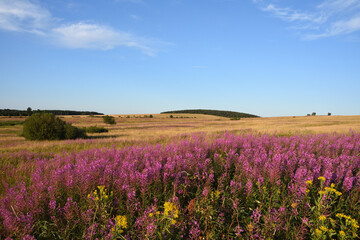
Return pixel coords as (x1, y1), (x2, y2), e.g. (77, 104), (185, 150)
(103, 115), (116, 125)
(86, 126), (109, 133)
(65, 124), (87, 139)
(22, 113), (86, 140)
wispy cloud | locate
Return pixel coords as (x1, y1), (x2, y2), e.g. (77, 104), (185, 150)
(114, 0), (144, 4)
(306, 15), (360, 39)
(0, 0), (51, 34)
(0, 0), (158, 55)
(253, 0), (360, 40)
(52, 22), (156, 55)
(262, 4), (326, 24)
(130, 14), (140, 20)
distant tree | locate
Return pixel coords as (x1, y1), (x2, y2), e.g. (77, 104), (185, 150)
(307, 114), (311, 116)
(170, 115), (173, 118)
(312, 112), (316, 116)
(328, 112), (331, 116)
(27, 107), (32, 116)
(149, 115), (153, 118)
(103, 115), (116, 125)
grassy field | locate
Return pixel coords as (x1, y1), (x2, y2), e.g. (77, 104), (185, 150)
(0, 114), (360, 154)
(1, 114), (360, 239)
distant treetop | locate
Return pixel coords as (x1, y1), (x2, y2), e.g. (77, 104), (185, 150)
(161, 109), (259, 118)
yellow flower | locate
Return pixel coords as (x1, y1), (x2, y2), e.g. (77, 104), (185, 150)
(247, 223), (254, 232)
(331, 183), (335, 188)
(335, 191), (342, 196)
(318, 190), (327, 195)
(306, 180), (313, 185)
(291, 203), (298, 209)
(164, 202), (174, 216)
(114, 215), (128, 233)
(318, 176), (326, 182)
(149, 213), (154, 218)
(164, 202), (179, 218)
(214, 190), (221, 198)
(320, 226), (328, 232)
(315, 229), (322, 237)
(339, 230), (346, 237)
(318, 215), (327, 221)
(352, 220), (359, 230)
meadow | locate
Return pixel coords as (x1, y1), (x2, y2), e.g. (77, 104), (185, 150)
(0, 114), (360, 239)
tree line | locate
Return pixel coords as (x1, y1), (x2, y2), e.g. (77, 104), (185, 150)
(0, 108), (103, 116)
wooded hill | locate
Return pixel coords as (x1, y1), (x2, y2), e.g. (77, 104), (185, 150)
(161, 109), (259, 118)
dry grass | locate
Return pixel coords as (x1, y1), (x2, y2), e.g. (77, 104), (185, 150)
(1, 114), (359, 154)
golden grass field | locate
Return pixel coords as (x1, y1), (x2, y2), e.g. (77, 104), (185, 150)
(1, 114), (360, 154)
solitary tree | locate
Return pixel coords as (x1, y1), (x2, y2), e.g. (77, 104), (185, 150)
(27, 107), (32, 116)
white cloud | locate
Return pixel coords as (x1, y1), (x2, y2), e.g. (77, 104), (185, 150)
(253, 0), (360, 39)
(318, 0), (360, 14)
(130, 14), (140, 20)
(263, 4), (326, 23)
(0, 0), (51, 33)
(114, 0), (144, 4)
(52, 22), (155, 55)
(0, 0), (158, 55)
(306, 15), (360, 39)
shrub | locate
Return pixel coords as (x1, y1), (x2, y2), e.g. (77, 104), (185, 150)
(65, 124), (87, 139)
(312, 112), (316, 116)
(22, 113), (86, 140)
(86, 126), (109, 133)
(328, 112), (331, 116)
(103, 115), (116, 125)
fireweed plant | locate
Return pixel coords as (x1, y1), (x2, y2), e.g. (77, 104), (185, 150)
(0, 132), (360, 239)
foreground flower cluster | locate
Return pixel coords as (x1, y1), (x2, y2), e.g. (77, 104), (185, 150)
(1, 132), (360, 239)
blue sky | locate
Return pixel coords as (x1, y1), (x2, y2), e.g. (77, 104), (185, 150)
(0, 0), (359, 117)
